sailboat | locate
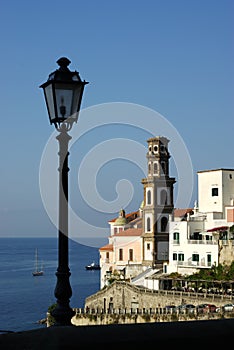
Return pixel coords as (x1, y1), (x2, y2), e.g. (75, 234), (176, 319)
(32, 248), (44, 276)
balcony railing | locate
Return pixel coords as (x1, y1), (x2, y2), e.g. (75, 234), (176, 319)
(173, 239), (217, 245)
(187, 239), (216, 245)
(177, 260), (212, 268)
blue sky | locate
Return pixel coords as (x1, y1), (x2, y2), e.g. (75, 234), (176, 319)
(0, 0), (233, 243)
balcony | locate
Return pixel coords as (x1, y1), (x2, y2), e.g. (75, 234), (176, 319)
(187, 239), (216, 245)
(177, 259), (212, 268)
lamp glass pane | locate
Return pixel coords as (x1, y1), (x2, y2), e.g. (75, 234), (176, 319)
(71, 85), (83, 114)
(55, 85), (73, 120)
(44, 84), (56, 121)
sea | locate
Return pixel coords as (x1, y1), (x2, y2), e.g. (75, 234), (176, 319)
(0, 237), (105, 333)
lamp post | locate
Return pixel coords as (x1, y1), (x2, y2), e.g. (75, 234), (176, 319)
(40, 57), (88, 326)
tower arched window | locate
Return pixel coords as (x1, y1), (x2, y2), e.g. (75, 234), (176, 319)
(148, 162), (151, 175)
(160, 190), (167, 205)
(147, 190), (151, 205)
(153, 162), (158, 174)
(161, 217), (168, 232)
(147, 217), (151, 232)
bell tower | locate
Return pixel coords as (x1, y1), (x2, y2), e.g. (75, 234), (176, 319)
(141, 136), (176, 267)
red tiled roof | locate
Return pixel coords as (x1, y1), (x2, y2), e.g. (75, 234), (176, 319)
(113, 228), (142, 237)
(108, 210), (139, 223)
(174, 208), (194, 218)
(99, 244), (113, 251)
(125, 211), (139, 219)
(125, 217), (142, 228)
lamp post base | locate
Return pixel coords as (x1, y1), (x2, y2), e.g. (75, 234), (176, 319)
(52, 268), (75, 326)
(51, 304), (75, 327)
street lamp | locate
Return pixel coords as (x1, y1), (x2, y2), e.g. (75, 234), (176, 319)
(40, 57), (88, 326)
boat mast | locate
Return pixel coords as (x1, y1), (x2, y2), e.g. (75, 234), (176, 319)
(35, 248), (38, 272)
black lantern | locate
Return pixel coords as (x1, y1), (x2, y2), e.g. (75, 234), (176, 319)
(40, 57), (88, 127)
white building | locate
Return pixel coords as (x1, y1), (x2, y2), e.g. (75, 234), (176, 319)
(165, 207), (219, 275)
(163, 169), (234, 277)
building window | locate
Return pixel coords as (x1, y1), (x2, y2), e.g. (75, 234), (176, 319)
(129, 249), (133, 261)
(173, 232), (180, 243)
(207, 254), (211, 266)
(147, 217), (151, 232)
(173, 253), (177, 261)
(114, 227), (117, 234)
(212, 188), (218, 196)
(148, 163), (151, 174)
(161, 217), (168, 232)
(153, 162), (158, 174)
(178, 254), (184, 261)
(147, 190), (151, 205)
(192, 254), (199, 262)
(106, 252), (109, 259)
(119, 249), (123, 261)
(147, 243), (150, 250)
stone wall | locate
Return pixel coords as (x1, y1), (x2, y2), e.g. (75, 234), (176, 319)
(46, 281), (234, 327)
(71, 308), (233, 326)
(84, 280), (233, 311)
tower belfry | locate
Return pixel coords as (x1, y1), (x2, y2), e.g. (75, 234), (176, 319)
(141, 136), (176, 267)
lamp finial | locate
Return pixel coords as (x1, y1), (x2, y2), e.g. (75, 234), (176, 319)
(56, 57), (71, 71)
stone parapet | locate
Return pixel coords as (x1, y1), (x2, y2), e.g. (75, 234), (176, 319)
(85, 280), (233, 311)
